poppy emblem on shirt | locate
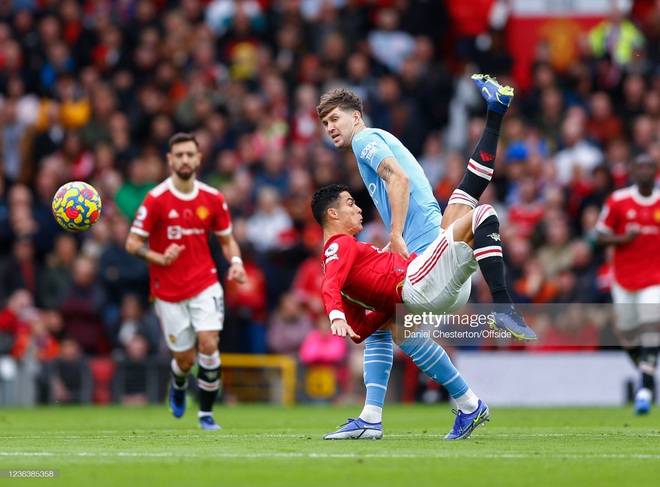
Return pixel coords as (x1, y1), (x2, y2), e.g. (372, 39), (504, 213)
(196, 205), (210, 220)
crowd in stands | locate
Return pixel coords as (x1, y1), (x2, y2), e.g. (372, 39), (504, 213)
(1, 0), (660, 403)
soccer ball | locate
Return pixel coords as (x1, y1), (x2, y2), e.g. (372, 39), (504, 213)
(52, 181), (102, 232)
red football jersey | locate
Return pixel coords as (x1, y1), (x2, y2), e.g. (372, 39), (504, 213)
(597, 186), (660, 291)
(321, 234), (411, 319)
(130, 178), (232, 302)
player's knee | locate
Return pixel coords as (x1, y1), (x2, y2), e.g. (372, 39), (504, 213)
(197, 335), (219, 355)
(175, 354), (196, 372)
(471, 204), (498, 233)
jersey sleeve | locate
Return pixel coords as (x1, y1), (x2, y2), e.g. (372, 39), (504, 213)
(130, 192), (158, 237)
(212, 191), (232, 236)
(352, 130), (395, 173)
(321, 235), (359, 322)
(596, 194), (617, 234)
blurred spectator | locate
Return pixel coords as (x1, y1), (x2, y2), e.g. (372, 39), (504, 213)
(0, 98), (30, 184)
(588, 0), (645, 68)
(0, 289), (35, 361)
(266, 291), (314, 356)
(222, 243), (268, 354)
(299, 315), (348, 367)
(554, 110), (603, 186)
(49, 336), (91, 404)
(113, 332), (151, 405)
(0, 235), (40, 304)
(536, 304), (601, 351)
(57, 254), (110, 356)
(38, 233), (78, 310)
(98, 214), (150, 325)
(246, 185), (294, 254)
(114, 158), (159, 221)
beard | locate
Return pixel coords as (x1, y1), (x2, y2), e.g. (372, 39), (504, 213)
(174, 166), (196, 180)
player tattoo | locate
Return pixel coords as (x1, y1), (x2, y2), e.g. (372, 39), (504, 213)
(378, 161), (393, 184)
(135, 245), (149, 260)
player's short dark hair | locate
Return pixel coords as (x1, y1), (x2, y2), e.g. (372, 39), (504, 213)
(311, 183), (349, 226)
(316, 89), (363, 120)
(168, 132), (199, 151)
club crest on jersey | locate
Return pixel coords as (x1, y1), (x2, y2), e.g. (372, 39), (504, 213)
(654, 209), (660, 222)
(488, 232), (501, 242)
(169, 334), (176, 344)
(196, 206), (210, 220)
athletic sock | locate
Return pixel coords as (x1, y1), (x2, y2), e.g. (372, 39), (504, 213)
(197, 351), (221, 413)
(399, 336), (469, 399)
(639, 340), (658, 390)
(171, 358), (189, 389)
(626, 346), (642, 366)
(454, 388), (480, 414)
(472, 205), (511, 303)
(450, 110), (504, 208)
(359, 404), (383, 424)
(359, 330), (393, 423)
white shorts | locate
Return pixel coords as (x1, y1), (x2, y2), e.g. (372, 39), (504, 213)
(611, 282), (660, 332)
(154, 282), (225, 352)
(401, 222), (478, 314)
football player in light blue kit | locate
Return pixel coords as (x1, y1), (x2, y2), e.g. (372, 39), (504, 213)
(317, 74), (535, 440)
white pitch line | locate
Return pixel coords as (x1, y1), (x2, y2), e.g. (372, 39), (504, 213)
(2, 432), (659, 440)
(1, 452), (659, 460)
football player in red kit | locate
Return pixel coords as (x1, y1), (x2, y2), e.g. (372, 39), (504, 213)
(126, 132), (246, 430)
(311, 183), (529, 439)
(597, 153), (660, 415)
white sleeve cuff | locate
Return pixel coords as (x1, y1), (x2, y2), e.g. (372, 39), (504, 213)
(329, 310), (346, 323)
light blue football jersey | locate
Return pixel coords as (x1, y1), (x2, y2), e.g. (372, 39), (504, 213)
(352, 128), (442, 254)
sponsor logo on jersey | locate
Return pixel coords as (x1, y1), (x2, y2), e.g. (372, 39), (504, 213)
(360, 141), (379, 164)
(167, 225), (206, 239)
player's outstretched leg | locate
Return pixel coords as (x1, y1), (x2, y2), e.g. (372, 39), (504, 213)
(169, 358), (188, 418)
(398, 334), (489, 440)
(471, 74), (515, 113)
(324, 329), (391, 439)
(444, 74), (514, 227)
(470, 205), (537, 341)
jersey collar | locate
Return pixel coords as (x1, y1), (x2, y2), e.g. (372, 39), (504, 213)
(631, 185), (660, 206)
(166, 177), (199, 200)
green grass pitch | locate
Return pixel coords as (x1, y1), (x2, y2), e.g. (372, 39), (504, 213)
(1, 404), (659, 486)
